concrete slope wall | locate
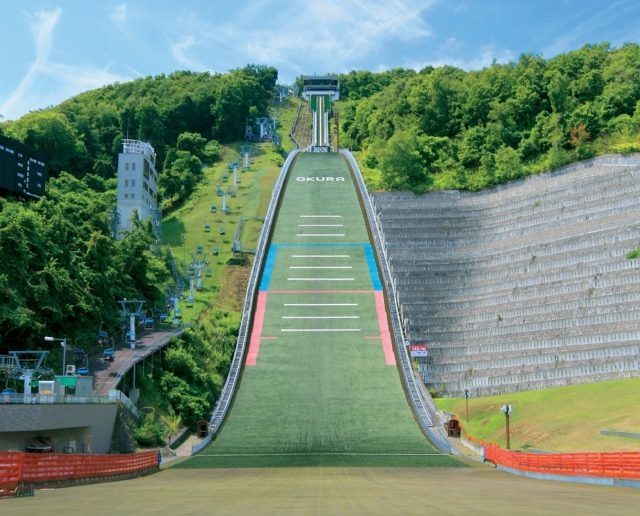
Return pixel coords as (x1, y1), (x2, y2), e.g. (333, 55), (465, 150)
(373, 155), (640, 396)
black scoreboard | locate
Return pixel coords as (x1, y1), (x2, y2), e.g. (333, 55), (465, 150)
(0, 134), (47, 199)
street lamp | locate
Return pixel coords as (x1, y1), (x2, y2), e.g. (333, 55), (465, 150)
(464, 389), (470, 422)
(44, 336), (67, 375)
(501, 404), (513, 449)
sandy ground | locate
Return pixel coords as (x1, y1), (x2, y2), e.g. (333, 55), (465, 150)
(4, 464), (639, 515)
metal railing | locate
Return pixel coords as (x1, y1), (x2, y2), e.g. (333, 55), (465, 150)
(2, 393), (112, 405)
(193, 149), (300, 454)
(341, 150), (449, 452)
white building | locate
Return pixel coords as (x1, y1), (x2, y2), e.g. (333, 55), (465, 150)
(115, 139), (161, 240)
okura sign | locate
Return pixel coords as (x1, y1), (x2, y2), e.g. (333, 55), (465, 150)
(296, 176), (345, 182)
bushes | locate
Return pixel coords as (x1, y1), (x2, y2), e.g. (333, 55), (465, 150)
(134, 414), (166, 447)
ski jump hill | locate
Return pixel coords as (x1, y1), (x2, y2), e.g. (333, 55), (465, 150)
(181, 151), (460, 468)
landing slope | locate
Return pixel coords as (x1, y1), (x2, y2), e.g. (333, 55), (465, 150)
(180, 153), (459, 467)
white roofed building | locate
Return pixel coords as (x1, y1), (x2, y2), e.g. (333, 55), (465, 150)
(115, 139), (161, 241)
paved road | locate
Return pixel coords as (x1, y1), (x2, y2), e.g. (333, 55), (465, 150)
(91, 329), (183, 395)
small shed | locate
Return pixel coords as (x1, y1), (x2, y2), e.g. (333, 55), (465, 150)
(447, 419), (461, 438)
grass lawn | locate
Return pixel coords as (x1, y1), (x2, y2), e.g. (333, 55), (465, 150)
(436, 377), (640, 452)
(177, 152), (461, 468)
(161, 139), (290, 320)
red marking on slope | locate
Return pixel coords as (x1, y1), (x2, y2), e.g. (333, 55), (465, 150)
(374, 291), (396, 365)
(267, 290), (375, 294)
(246, 292), (268, 366)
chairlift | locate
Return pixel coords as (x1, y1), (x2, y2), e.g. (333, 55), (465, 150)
(97, 330), (109, 345)
(102, 348), (115, 362)
(222, 175), (229, 182)
(144, 317), (154, 329)
(196, 244), (204, 254)
(210, 204), (217, 213)
(204, 223), (211, 233)
(205, 266), (213, 277)
(219, 224), (226, 235)
(216, 187), (224, 196)
(211, 246), (220, 256)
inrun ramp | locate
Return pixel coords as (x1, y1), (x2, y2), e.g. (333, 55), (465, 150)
(182, 153), (459, 467)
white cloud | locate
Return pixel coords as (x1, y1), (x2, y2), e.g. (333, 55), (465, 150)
(167, 0), (438, 82)
(1, 8), (130, 120)
(110, 3), (128, 23)
(169, 34), (207, 71)
(407, 45), (516, 72)
(0, 8), (61, 119)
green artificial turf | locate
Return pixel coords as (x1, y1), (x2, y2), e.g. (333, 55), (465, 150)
(177, 153), (461, 468)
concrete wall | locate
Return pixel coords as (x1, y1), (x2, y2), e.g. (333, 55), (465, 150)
(0, 404), (117, 453)
(373, 154), (640, 396)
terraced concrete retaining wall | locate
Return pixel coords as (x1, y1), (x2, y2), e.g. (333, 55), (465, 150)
(372, 155), (640, 396)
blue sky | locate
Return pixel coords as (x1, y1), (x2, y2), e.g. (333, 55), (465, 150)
(1, 0), (640, 120)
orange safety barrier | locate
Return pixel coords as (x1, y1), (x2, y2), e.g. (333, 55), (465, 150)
(484, 444), (640, 480)
(0, 452), (23, 497)
(0, 450), (158, 494)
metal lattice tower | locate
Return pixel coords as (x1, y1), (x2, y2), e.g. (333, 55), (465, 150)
(119, 299), (145, 346)
(190, 253), (208, 291)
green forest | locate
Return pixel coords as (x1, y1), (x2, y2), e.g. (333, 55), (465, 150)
(2, 42), (640, 433)
(0, 65), (277, 431)
(337, 43), (640, 191)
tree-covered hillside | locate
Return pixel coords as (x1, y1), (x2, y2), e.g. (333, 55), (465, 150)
(338, 43), (640, 191)
(0, 65), (277, 352)
(1, 65), (277, 208)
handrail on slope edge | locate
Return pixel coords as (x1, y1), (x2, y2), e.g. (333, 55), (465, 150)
(340, 149), (451, 454)
(192, 149), (300, 455)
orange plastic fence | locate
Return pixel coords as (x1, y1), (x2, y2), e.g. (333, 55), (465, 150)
(0, 452), (23, 497)
(484, 444), (640, 480)
(0, 450), (158, 494)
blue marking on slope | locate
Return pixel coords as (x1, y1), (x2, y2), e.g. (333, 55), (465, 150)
(364, 244), (382, 291)
(259, 245), (278, 291)
(275, 243), (367, 247)
(266, 242), (382, 290)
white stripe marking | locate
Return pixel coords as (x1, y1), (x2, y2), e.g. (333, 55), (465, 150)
(299, 215), (342, 218)
(289, 266), (352, 269)
(296, 233), (345, 237)
(287, 278), (354, 281)
(281, 329), (361, 332)
(298, 224), (344, 227)
(291, 255), (350, 258)
(282, 316), (360, 319)
(284, 303), (359, 306)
